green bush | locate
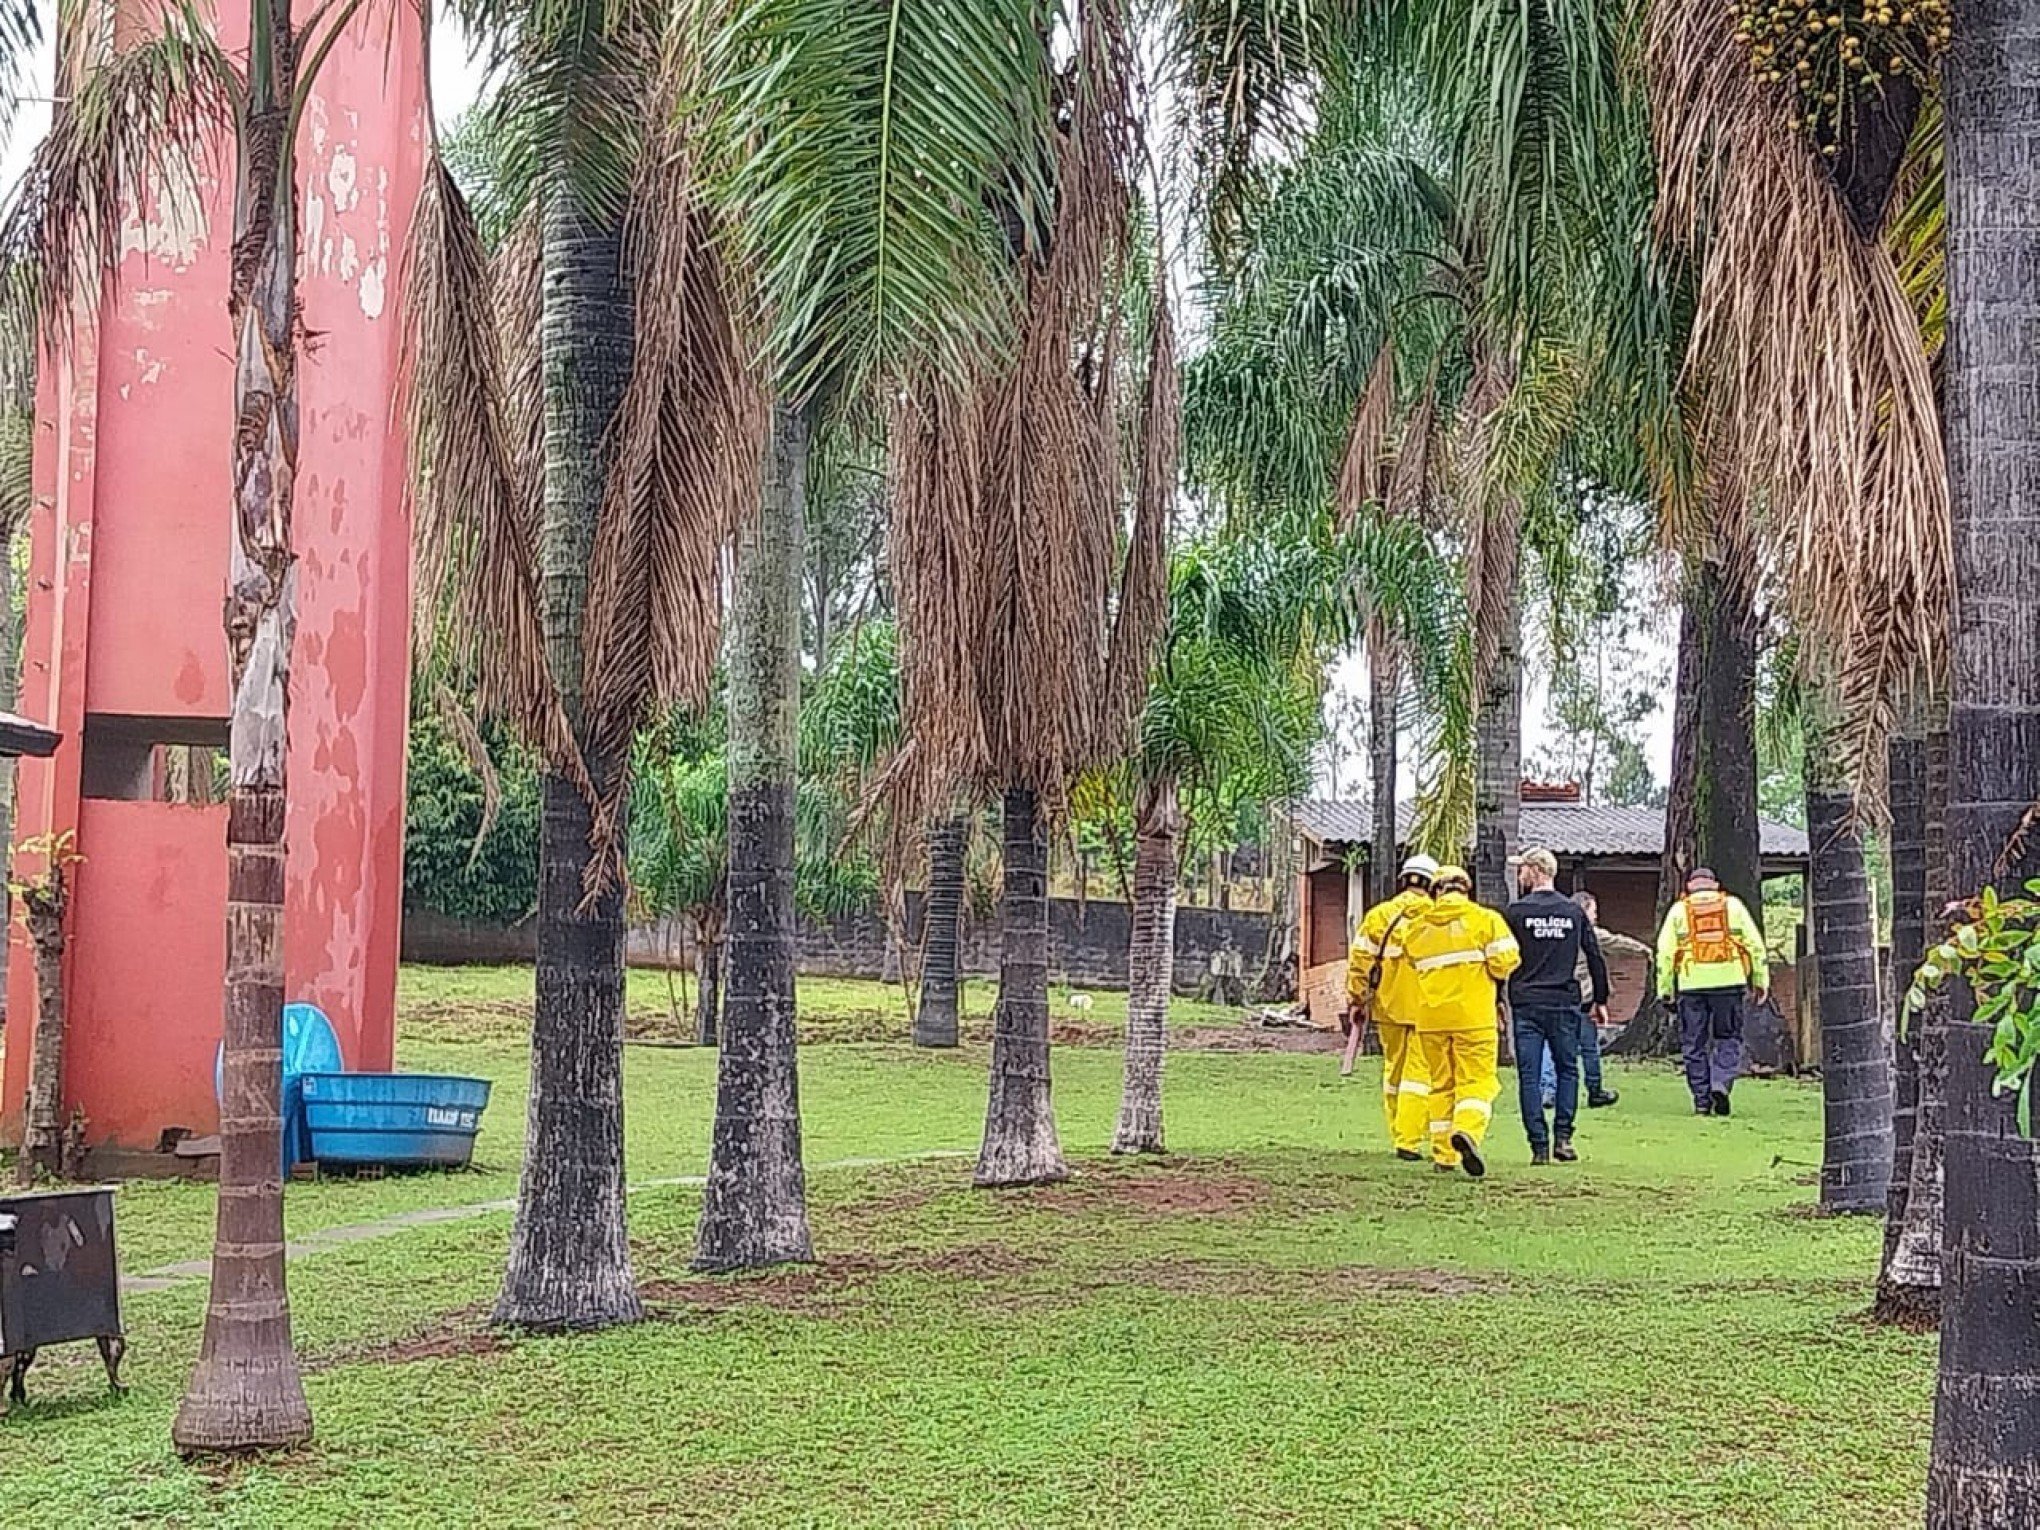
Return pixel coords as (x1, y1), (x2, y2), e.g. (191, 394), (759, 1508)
(404, 709), (540, 923)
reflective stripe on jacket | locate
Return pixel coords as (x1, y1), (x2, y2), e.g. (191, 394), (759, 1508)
(1655, 891), (1769, 997)
(1401, 892), (1521, 1032)
(1348, 886), (1432, 1026)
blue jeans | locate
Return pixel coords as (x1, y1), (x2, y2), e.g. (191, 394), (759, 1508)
(1540, 1012), (1605, 1097)
(1516, 1005), (1582, 1151)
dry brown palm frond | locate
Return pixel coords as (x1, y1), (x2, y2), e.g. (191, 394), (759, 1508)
(0, 12), (233, 367)
(494, 207), (546, 549)
(891, 0), (1167, 829)
(1100, 263), (1176, 750)
(577, 26), (766, 881)
(401, 158), (576, 775)
(1334, 338), (1395, 529)
(1649, 0), (1949, 772)
(1385, 366), (1440, 523)
(889, 375), (991, 816)
(433, 678), (504, 867)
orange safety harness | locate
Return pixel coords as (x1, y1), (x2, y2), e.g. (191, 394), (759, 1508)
(1678, 889), (1746, 973)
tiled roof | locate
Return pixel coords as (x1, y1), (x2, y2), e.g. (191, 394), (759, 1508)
(1291, 798), (1809, 861)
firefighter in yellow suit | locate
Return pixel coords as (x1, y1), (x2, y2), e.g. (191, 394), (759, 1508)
(1346, 855), (1440, 1159)
(1404, 866), (1521, 1178)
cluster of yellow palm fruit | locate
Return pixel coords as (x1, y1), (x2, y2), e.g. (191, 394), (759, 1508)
(1729, 0), (1952, 154)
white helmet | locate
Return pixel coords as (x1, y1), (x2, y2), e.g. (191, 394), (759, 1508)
(1398, 854), (1440, 886)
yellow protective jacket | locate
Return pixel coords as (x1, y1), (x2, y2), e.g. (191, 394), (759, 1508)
(1400, 891), (1521, 1032)
(1347, 887), (1432, 1026)
(1656, 890), (1769, 998)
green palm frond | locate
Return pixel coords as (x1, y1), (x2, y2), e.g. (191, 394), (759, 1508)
(705, 0), (1052, 405)
(463, 0), (643, 225)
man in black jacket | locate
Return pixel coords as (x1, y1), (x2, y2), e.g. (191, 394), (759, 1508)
(1505, 848), (1610, 1164)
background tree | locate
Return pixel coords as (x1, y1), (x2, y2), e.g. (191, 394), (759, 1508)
(1109, 535), (1328, 1153)
(1801, 680), (1892, 1214)
(1876, 712), (1931, 1322)
(891, 0), (1173, 1188)
(693, 0), (1052, 1264)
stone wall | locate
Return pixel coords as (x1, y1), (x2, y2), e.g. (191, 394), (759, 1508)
(403, 894), (1278, 999)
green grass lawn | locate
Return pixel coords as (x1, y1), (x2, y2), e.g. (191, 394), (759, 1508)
(2, 968), (1932, 1528)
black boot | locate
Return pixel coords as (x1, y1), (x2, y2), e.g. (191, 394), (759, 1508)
(1450, 1132), (1486, 1179)
(1709, 1089), (1732, 1118)
(1587, 1088), (1620, 1109)
(1552, 1136), (1577, 1163)
(1530, 1146), (1551, 1166)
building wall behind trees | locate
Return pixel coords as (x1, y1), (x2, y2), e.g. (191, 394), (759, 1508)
(403, 894), (1276, 1000)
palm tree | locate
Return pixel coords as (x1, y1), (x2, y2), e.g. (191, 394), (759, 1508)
(915, 814), (968, 1047)
(628, 714), (729, 1045)
(1876, 715), (1932, 1321)
(1, 0), (407, 1450)
(5, 0), (534, 1447)
(701, 393), (816, 1270)
(1646, 0), (1947, 762)
(406, 0), (761, 1329)
(693, 0), (1049, 1258)
(891, 0), (1173, 1188)
(1110, 537), (1328, 1153)
(1801, 681), (1891, 1214)
(1882, 713), (1949, 1323)
(1643, 0), (1960, 1256)
(1927, 5), (2040, 1516)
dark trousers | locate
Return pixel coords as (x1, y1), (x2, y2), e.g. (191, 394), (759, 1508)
(1677, 988), (1744, 1105)
(1539, 1011), (1606, 1098)
(1576, 1008), (1605, 1095)
(1514, 1005), (1581, 1151)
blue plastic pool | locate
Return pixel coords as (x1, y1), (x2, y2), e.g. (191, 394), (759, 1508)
(298, 1073), (492, 1169)
(216, 1002), (345, 1174)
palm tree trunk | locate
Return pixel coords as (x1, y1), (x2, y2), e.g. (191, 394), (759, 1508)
(1366, 622), (1400, 909)
(16, 867), (66, 1185)
(977, 784), (1066, 1186)
(1471, 507), (1520, 911)
(1803, 693), (1891, 1215)
(1616, 551), (1758, 1057)
(1875, 724), (1930, 1319)
(915, 815), (967, 1048)
(693, 906), (723, 1048)
(695, 400), (814, 1271)
(1929, 12), (2040, 1514)
(494, 188), (642, 1333)
(1114, 775), (1181, 1155)
(1887, 717), (1948, 1321)
(174, 7), (312, 1448)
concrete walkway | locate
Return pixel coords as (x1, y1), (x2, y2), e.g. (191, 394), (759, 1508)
(121, 1150), (971, 1297)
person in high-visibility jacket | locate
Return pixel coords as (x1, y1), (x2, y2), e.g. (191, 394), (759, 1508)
(1403, 866), (1521, 1177)
(1346, 854), (1440, 1160)
(1655, 867), (1769, 1117)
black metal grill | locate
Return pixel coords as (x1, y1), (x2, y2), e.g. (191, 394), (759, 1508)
(0, 1186), (127, 1414)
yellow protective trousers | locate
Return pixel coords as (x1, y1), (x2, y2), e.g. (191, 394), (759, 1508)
(1420, 1027), (1499, 1167)
(1377, 1018), (1432, 1156)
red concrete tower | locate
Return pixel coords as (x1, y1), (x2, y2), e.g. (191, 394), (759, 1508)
(0, 9), (426, 1160)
